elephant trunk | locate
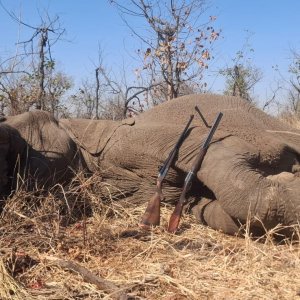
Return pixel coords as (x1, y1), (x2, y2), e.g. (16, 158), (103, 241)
(198, 137), (300, 229)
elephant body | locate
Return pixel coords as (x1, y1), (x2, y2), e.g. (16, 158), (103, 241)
(1, 94), (300, 235)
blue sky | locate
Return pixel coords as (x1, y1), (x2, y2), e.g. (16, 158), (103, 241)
(0, 0), (299, 106)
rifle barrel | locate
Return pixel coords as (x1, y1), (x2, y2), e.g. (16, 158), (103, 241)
(168, 111), (223, 233)
(202, 112), (223, 149)
(159, 114), (194, 178)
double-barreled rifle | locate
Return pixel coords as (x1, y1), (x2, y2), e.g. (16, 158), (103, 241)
(139, 114), (194, 230)
(168, 112), (223, 233)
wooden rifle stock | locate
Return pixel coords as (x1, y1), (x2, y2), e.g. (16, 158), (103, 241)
(139, 181), (163, 230)
(168, 112), (223, 233)
(139, 115), (194, 230)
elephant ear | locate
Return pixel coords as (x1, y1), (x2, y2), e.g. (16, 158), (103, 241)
(60, 118), (135, 155)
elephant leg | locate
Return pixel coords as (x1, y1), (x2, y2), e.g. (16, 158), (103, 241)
(191, 199), (240, 235)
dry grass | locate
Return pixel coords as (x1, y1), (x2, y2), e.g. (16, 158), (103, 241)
(280, 112), (300, 130)
(0, 175), (300, 300)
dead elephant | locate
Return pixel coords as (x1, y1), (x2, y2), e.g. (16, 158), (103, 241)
(1, 94), (300, 236)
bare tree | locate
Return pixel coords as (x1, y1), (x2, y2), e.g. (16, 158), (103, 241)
(219, 33), (262, 102)
(71, 47), (123, 120)
(18, 16), (65, 110)
(221, 63), (262, 102)
(95, 67), (100, 119)
(0, 67), (72, 116)
(71, 80), (97, 119)
(271, 49), (300, 118)
(98, 64), (159, 118)
(262, 84), (282, 111)
(111, 0), (219, 101)
(73, 60), (161, 120)
(95, 45), (161, 119)
(287, 50), (300, 115)
(44, 71), (72, 116)
(0, 3), (67, 114)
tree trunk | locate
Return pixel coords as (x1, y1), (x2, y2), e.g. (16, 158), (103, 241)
(166, 42), (174, 101)
(37, 30), (47, 110)
(95, 68), (100, 119)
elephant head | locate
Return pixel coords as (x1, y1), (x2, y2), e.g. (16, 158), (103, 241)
(0, 110), (82, 198)
(62, 94), (300, 235)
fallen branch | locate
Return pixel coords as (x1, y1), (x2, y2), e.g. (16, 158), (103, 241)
(42, 255), (128, 300)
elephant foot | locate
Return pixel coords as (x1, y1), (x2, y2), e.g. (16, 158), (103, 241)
(191, 198), (240, 235)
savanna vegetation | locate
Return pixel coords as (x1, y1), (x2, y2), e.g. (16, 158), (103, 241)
(0, 1), (299, 299)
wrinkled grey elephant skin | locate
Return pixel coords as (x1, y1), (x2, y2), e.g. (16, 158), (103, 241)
(0, 110), (82, 201)
(1, 94), (300, 236)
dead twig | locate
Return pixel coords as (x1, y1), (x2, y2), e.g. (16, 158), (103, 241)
(42, 255), (129, 300)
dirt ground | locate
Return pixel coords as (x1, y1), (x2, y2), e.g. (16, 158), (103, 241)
(0, 174), (300, 300)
